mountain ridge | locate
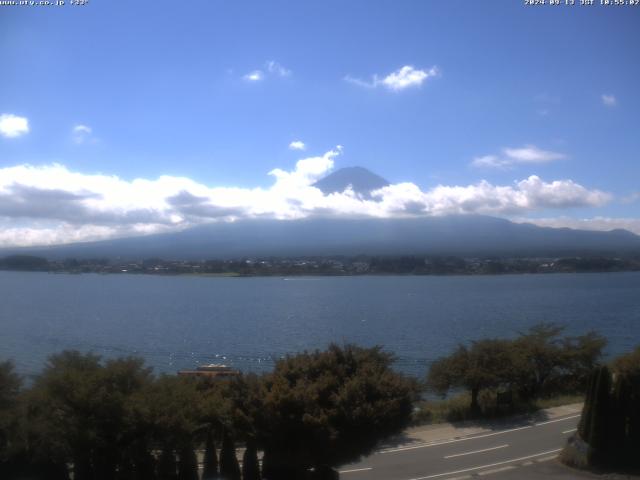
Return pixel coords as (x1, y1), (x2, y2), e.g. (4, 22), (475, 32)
(3, 215), (639, 261)
(312, 166), (390, 198)
(2, 167), (639, 260)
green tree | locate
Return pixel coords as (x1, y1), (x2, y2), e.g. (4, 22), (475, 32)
(559, 331), (607, 392)
(608, 373), (632, 463)
(260, 344), (418, 479)
(612, 346), (640, 381)
(508, 324), (605, 400)
(578, 367), (597, 442)
(428, 324), (607, 413)
(577, 366), (612, 466)
(200, 374), (264, 479)
(157, 448), (178, 480)
(572, 349), (640, 469)
(427, 339), (513, 413)
(93, 357), (154, 480)
(241, 439), (260, 480)
(177, 445), (199, 480)
(201, 430), (218, 480)
(139, 375), (203, 452)
(0, 361), (21, 411)
(510, 323), (566, 400)
(0, 361), (22, 476)
(219, 430), (241, 480)
(31, 351), (104, 480)
(23, 351), (154, 480)
(611, 346), (640, 465)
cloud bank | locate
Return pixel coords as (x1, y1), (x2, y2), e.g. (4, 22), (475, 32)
(0, 148), (613, 247)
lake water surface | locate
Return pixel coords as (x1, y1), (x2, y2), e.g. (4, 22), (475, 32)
(1, 271), (639, 379)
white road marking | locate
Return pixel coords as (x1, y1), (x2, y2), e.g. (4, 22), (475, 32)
(535, 414), (581, 426)
(562, 428), (577, 434)
(405, 448), (563, 480)
(339, 467), (373, 474)
(535, 454), (559, 462)
(381, 426), (531, 453)
(444, 444), (509, 459)
(478, 465), (516, 475)
(382, 413), (580, 454)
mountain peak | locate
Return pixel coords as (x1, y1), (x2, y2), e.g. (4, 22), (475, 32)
(313, 166), (390, 198)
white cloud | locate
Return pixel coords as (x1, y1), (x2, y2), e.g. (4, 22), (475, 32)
(343, 76), (373, 89)
(243, 70), (264, 82)
(0, 147), (613, 247)
(369, 175), (608, 218)
(503, 146), (565, 163)
(243, 61), (291, 82)
(345, 65), (439, 91)
(471, 155), (502, 168)
(72, 124), (93, 144)
(381, 66), (438, 91)
(0, 114), (29, 138)
(0, 222), (175, 248)
(73, 124), (92, 135)
(517, 216), (640, 235)
(601, 94), (617, 107)
(289, 140), (306, 151)
(472, 145), (566, 169)
(266, 61), (291, 77)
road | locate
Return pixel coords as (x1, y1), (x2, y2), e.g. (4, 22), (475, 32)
(338, 410), (582, 480)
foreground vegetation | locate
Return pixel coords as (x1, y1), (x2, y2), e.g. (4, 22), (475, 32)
(0, 345), (418, 480)
(0, 325), (638, 479)
(562, 347), (640, 472)
(426, 324), (605, 416)
(413, 393), (585, 426)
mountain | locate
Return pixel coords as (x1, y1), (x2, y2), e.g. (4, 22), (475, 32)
(5, 215), (640, 261)
(2, 167), (640, 260)
(312, 166), (390, 198)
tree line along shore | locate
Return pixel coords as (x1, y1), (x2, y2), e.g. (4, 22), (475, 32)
(0, 324), (638, 479)
(2, 254), (640, 276)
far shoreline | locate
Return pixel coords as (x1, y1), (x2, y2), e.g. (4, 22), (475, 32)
(2, 252), (640, 277)
(2, 268), (640, 279)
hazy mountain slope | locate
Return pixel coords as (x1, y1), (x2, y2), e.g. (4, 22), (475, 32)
(5, 215), (640, 260)
(3, 167), (639, 260)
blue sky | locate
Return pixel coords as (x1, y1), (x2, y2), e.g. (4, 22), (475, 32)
(1, 0), (639, 246)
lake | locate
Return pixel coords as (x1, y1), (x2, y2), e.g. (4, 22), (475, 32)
(1, 271), (639, 379)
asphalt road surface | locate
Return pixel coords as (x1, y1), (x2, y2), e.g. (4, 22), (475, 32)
(339, 413), (581, 480)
